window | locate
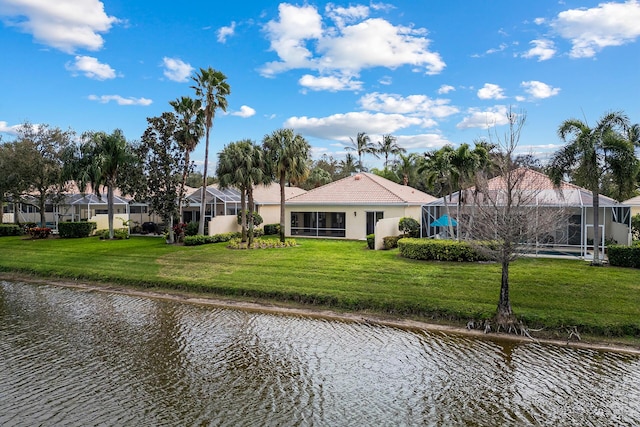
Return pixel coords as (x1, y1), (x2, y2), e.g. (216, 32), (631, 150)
(291, 211), (346, 237)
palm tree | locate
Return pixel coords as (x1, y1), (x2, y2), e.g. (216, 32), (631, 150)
(393, 152), (419, 186)
(337, 153), (358, 178)
(263, 128), (311, 242)
(549, 111), (635, 265)
(377, 134), (405, 169)
(217, 140), (269, 245)
(420, 146), (457, 238)
(345, 132), (377, 172)
(169, 96), (205, 223)
(191, 67), (230, 235)
(75, 130), (134, 239)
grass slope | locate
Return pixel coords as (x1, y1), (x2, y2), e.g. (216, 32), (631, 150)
(0, 235), (638, 339)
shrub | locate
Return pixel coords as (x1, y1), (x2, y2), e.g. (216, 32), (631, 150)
(366, 234), (375, 249)
(237, 211), (263, 227)
(383, 235), (401, 250)
(185, 221), (199, 236)
(97, 228), (129, 240)
(28, 227), (52, 239)
(264, 223), (280, 236)
(183, 232), (240, 246)
(0, 224), (22, 236)
(607, 244), (640, 268)
(398, 238), (489, 262)
(227, 237), (297, 249)
(58, 221), (97, 238)
(398, 217), (420, 237)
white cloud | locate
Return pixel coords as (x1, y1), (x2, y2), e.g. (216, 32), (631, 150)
(437, 84), (455, 94)
(395, 133), (451, 150)
(477, 83), (506, 100)
(162, 57), (193, 82)
(65, 55), (116, 80)
(231, 105), (256, 118)
(260, 3), (445, 85)
(217, 21), (236, 43)
(0, 0), (119, 53)
(299, 74), (363, 91)
(0, 121), (23, 134)
(358, 92), (458, 118)
(522, 39), (556, 61)
(520, 80), (560, 99)
(284, 111), (423, 140)
(88, 95), (152, 106)
(551, 0), (640, 58)
(457, 105), (510, 129)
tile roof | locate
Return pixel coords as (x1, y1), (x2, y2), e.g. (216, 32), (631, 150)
(252, 183), (307, 204)
(287, 173), (436, 205)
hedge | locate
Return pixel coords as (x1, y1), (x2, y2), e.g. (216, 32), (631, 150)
(607, 243), (640, 268)
(263, 224), (280, 236)
(0, 224), (22, 236)
(183, 232), (240, 246)
(366, 234), (375, 249)
(58, 221), (97, 238)
(398, 238), (492, 262)
(383, 235), (402, 250)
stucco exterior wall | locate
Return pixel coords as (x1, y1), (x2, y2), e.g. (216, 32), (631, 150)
(208, 215), (241, 236)
(374, 217), (402, 249)
(90, 214), (129, 232)
(257, 204), (281, 226)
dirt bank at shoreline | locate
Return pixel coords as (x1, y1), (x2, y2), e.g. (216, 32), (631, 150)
(2, 272), (639, 356)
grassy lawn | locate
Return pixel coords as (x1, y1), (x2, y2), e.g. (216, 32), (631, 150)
(1, 235), (639, 340)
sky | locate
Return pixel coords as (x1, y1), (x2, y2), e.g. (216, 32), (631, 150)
(1, 0), (639, 172)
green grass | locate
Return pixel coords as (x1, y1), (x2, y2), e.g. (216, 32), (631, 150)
(1, 235), (639, 340)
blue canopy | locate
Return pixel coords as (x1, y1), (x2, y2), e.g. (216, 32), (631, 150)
(430, 214), (457, 227)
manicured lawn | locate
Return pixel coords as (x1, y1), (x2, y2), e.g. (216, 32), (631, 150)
(0, 235), (639, 339)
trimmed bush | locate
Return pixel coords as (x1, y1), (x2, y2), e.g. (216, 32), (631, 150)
(0, 224), (22, 236)
(227, 237), (297, 249)
(183, 232), (240, 246)
(608, 244), (640, 268)
(264, 223), (280, 236)
(383, 235), (401, 250)
(58, 221), (97, 238)
(28, 227), (52, 239)
(398, 238), (489, 262)
(366, 234), (375, 249)
(398, 217), (420, 238)
(185, 221), (199, 236)
(97, 228), (129, 240)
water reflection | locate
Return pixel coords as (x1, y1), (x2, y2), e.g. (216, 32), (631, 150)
(1, 280), (639, 426)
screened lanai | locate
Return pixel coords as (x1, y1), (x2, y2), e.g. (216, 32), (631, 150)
(421, 168), (632, 260)
(183, 186), (242, 225)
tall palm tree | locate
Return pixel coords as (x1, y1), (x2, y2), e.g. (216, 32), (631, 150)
(393, 152), (419, 186)
(377, 134), (405, 169)
(345, 132), (377, 172)
(337, 153), (358, 178)
(217, 140), (269, 245)
(420, 146), (457, 238)
(263, 128), (311, 242)
(75, 130), (134, 239)
(169, 96), (205, 223)
(548, 111), (635, 265)
(191, 67), (230, 235)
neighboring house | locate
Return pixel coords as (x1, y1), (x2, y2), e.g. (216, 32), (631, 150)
(422, 168), (632, 259)
(183, 185), (243, 226)
(251, 183), (307, 226)
(623, 195), (640, 217)
(285, 173), (436, 240)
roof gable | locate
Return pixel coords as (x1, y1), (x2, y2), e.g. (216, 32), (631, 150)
(287, 173), (436, 205)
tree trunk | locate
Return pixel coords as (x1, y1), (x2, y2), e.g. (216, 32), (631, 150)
(248, 188), (255, 247)
(240, 187), (247, 243)
(279, 173), (286, 243)
(591, 190), (602, 266)
(38, 194), (46, 228)
(178, 151), (190, 224)
(497, 259), (513, 318)
(198, 126), (211, 236)
(107, 183), (114, 239)
(168, 216), (174, 244)
(443, 194), (455, 238)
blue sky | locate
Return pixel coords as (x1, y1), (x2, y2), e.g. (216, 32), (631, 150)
(1, 0), (639, 172)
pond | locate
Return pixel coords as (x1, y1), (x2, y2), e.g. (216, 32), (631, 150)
(1, 280), (639, 426)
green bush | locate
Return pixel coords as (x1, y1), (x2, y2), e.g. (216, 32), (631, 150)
(183, 232), (240, 246)
(237, 211), (263, 227)
(0, 224), (22, 236)
(383, 235), (401, 250)
(366, 234), (375, 249)
(608, 244), (640, 268)
(264, 223), (281, 236)
(398, 238), (489, 262)
(58, 221), (97, 238)
(97, 228), (129, 240)
(227, 237), (297, 249)
(185, 221), (199, 236)
(28, 227), (52, 239)
(398, 217), (420, 237)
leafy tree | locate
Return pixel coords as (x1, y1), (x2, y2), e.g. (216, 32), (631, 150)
(135, 113), (186, 243)
(549, 111), (636, 265)
(345, 132), (377, 172)
(217, 140), (270, 245)
(263, 128), (311, 242)
(169, 96), (205, 222)
(377, 134), (405, 169)
(191, 67), (230, 235)
(370, 167), (399, 183)
(64, 129), (136, 239)
(13, 123), (73, 227)
(398, 217), (419, 237)
(393, 152), (420, 186)
(632, 213), (640, 241)
(337, 153), (358, 178)
(304, 167), (332, 189)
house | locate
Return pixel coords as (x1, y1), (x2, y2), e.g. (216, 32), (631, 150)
(284, 173), (436, 241)
(422, 168), (632, 259)
(623, 195), (640, 217)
